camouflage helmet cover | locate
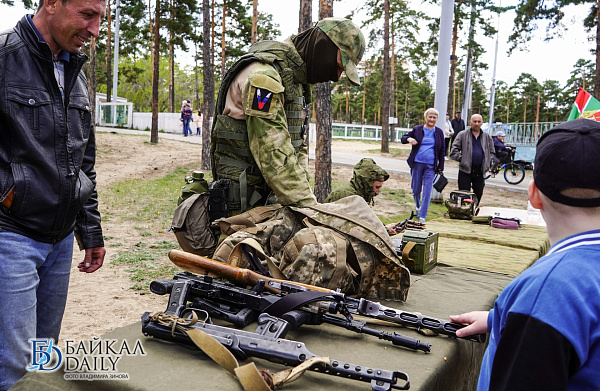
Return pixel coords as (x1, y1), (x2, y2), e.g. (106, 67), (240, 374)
(316, 17), (365, 86)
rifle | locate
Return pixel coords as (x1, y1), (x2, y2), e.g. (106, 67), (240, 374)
(141, 311), (410, 390)
(168, 250), (486, 343)
(150, 272), (432, 352)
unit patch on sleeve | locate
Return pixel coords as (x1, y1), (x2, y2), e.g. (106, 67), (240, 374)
(251, 88), (273, 112)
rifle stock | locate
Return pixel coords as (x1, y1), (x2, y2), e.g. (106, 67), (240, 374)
(168, 249), (331, 294)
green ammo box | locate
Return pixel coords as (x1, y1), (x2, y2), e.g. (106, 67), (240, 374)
(401, 230), (439, 274)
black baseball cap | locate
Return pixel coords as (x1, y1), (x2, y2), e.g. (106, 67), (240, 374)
(534, 118), (600, 207)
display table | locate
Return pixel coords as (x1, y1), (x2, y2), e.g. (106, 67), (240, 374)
(13, 213), (552, 391)
(12, 266), (513, 391)
(426, 216), (549, 277)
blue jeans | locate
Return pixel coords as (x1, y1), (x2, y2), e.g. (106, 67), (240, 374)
(182, 117), (192, 136)
(411, 162), (435, 220)
(0, 230), (74, 390)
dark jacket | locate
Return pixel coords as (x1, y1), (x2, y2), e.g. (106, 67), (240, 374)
(0, 16), (103, 248)
(451, 117), (465, 134)
(493, 137), (508, 154)
(401, 125), (445, 172)
(450, 130), (497, 174)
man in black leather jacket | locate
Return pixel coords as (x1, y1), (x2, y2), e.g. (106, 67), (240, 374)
(0, 0), (106, 388)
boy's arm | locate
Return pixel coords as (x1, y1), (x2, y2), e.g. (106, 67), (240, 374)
(487, 312), (579, 390)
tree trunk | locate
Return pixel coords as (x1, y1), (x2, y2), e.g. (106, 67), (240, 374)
(299, 0), (312, 154)
(195, 41), (200, 109)
(88, 37), (96, 124)
(221, 2), (227, 77)
(381, 0), (390, 153)
(314, 0), (333, 203)
(106, 0), (112, 102)
(251, 0), (258, 44)
(168, 0), (175, 113)
(151, 0), (160, 144)
(299, 0), (312, 33)
(362, 62), (368, 122)
(202, 0), (214, 170)
(345, 79), (350, 123)
(390, 12), (395, 142)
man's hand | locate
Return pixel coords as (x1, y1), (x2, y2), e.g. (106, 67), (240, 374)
(407, 137), (418, 146)
(78, 247), (106, 273)
(386, 222), (403, 236)
(449, 311), (489, 337)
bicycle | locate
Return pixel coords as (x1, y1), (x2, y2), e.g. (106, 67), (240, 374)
(483, 147), (526, 185)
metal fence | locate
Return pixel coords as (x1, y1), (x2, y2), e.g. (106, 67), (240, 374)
(327, 121), (560, 147)
(487, 122), (560, 146)
(330, 123), (411, 142)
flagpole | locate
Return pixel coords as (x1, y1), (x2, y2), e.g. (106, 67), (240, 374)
(488, 1), (501, 133)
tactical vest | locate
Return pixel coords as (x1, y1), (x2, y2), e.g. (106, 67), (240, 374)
(211, 40), (311, 212)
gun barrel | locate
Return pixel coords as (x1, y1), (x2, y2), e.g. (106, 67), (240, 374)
(352, 299), (486, 343)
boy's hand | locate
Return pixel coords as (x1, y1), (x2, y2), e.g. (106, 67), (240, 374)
(449, 311), (489, 337)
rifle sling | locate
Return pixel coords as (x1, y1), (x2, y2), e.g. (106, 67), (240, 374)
(264, 290), (335, 318)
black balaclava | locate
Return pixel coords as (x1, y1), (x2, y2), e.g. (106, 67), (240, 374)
(292, 27), (339, 84)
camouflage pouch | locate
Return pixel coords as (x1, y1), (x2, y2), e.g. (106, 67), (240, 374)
(177, 171), (210, 206)
(279, 226), (357, 293)
(171, 193), (217, 257)
(444, 190), (478, 220)
(367, 257), (411, 301)
(212, 219), (283, 265)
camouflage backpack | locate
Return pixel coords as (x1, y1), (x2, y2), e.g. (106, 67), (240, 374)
(211, 196), (411, 300)
(444, 190), (479, 220)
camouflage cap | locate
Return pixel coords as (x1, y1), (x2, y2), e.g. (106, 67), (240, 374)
(316, 17), (365, 86)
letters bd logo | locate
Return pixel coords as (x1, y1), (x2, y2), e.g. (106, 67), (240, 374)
(28, 339), (63, 372)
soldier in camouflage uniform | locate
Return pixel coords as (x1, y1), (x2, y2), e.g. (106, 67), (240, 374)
(324, 158), (389, 205)
(325, 158), (422, 235)
(211, 17), (365, 215)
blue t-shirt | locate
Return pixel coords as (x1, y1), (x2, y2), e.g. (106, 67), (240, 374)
(478, 230), (600, 390)
(414, 126), (435, 165)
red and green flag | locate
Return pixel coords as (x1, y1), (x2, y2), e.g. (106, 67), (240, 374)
(567, 87), (600, 121)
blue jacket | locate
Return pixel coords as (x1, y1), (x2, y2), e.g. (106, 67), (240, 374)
(401, 125), (445, 172)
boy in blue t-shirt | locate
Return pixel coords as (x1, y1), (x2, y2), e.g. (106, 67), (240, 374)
(451, 118), (600, 390)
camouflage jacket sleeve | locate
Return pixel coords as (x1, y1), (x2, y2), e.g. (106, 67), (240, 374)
(242, 63), (317, 207)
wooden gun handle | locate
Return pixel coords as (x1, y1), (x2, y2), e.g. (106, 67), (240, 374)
(168, 249), (331, 294)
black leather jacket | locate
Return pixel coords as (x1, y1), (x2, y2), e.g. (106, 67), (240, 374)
(0, 16), (103, 248)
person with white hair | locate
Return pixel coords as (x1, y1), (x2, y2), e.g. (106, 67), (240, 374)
(401, 108), (445, 223)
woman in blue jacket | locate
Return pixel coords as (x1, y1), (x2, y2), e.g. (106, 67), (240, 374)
(401, 108), (445, 223)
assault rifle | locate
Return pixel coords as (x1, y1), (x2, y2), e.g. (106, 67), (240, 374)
(141, 311), (410, 390)
(151, 272), (432, 352)
(167, 250), (486, 343)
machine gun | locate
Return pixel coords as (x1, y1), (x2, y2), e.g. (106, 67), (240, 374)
(141, 311), (410, 391)
(166, 249), (486, 343)
(151, 272), (432, 352)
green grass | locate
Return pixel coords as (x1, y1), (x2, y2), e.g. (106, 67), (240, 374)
(111, 241), (180, 291)
(101, 166), (211, 292)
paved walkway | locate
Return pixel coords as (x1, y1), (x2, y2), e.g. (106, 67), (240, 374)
(96, 126), (529, 194)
